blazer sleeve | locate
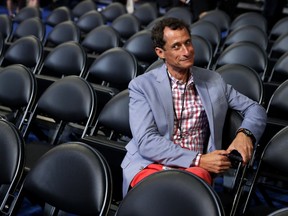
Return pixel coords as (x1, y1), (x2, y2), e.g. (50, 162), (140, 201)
(225, 82), (267, 143)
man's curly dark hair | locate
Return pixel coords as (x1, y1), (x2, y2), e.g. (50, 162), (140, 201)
(151, 17), (191, 50)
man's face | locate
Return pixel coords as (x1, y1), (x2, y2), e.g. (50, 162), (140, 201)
(155, 27), (195, 71)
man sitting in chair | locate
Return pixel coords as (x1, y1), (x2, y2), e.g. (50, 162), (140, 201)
(121, 17), (267, 196)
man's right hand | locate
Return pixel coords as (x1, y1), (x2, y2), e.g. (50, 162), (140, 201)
(198, 150), (231, 173)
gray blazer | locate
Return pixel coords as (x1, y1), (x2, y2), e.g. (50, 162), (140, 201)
(121, 65), (267, 195)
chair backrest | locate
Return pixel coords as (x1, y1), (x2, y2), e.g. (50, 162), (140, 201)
(0, 64), (37, 130)
(164, 6), (193, 25)
(23, 76), (97, 144)
(115, 170), (225, 216)
(266, 79), (288, 122)
(192, 35), (213, 69)
(86, 47), (137, 90)
(81, 25), (120, 55)
(71, 0), (97, 21)
(229, 12), (267, 34)
(190, 20), (221, 56)
(0, 119), (25, 215)
(111, 13), (140, 43)
(268, 32), (288, 61)
(214, 41), (268, 80)
(268, 207), (288, 216)
(45, 6), (72, 27)
(86, 47), (136, 119)
(222, 25), (268, 51)
(44, 20), (81, 48)
(268, 16), (288, 42)
(243, 126), (288, 214)
(76, 10), (105, 35)
(10, 17), (46, 43)
(199, 9), (231, 34)
(11, 142), (112, 216)
(145, 58), (163, 72)
(133, 2), (158, 27)
(13, 6), (41, 24)
(216, 64), (264, 104)
(100, 2), (127, 23)
(145, 16), (164, 30)
(268, 52), (288, 84)
(93, 89), (131, 139)
(259, 79), (288, 159)
(38, 41), (87, 78)
(83, 89), (130, 202)
(123, 29), (158, 73)
(0, 36), (43, 74)
(0, 14), (13, 42)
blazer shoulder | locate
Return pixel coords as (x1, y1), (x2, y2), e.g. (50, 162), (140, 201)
(129, 65), (166, 87)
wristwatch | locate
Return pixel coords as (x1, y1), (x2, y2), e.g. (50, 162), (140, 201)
(236, 128), (256, 144)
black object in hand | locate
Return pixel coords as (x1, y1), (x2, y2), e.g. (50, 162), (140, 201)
(227, 150), (243, 168)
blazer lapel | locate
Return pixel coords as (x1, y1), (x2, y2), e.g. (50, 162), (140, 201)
(193, 68), (216, 152)
(155, 65), (174, 138)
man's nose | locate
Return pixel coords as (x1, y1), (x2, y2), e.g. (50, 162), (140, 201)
(182, 44), (192, 55)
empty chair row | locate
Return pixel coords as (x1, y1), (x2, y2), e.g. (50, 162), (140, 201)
(2, 7), (287, 79)
(0, 21), (159, 72)
(198, 9), (268, 36)
(0, 15), (45, 44)
(192, 9), (288, 58)
(0, 34), (140, 79)
(3, 2), (287, 46)
(0, 24), (286, 97)
(5, 0), (125, 25)
(1, 31), (287, 90)
(0, 65), (131, 203)
(0, 116), (112, 215)
(0, 39), (138, 130)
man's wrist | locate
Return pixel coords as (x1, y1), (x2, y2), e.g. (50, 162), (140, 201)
(236, 128), (256, 144)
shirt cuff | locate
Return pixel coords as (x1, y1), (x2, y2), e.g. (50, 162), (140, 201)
(194, 153), (202, 167)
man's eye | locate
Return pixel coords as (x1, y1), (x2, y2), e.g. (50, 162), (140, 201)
(172, 45), (180, 50)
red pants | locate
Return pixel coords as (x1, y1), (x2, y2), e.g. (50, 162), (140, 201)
(130, 164), (212, 188)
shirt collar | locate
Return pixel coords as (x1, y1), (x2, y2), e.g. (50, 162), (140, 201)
(166, 67), (194, 89)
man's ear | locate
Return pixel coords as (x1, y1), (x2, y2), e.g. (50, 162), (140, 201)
(155, 47), (165, 60)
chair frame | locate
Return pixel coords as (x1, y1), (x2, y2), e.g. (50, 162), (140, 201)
(0, 64), (37, 131)
(242, 126), (288, 215)
(0, 119), (25, 215)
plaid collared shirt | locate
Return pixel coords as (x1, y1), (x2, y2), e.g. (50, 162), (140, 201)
(168, 72), (209, 153)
